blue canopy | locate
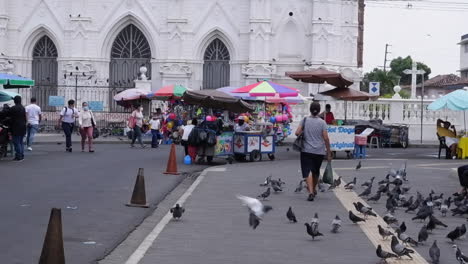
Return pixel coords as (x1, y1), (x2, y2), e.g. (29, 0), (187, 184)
(428, 88), (468, 111)
(0, 73), (35, 88)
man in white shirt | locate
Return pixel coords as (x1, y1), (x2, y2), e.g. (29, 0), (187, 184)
(149, 114), (161, 148)
(25, 97), (42, 151)
(58, 99), (78, 152)
(234, 116), (250, 132)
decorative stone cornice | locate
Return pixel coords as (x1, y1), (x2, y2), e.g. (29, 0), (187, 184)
(242, 64), (276, 76)
(159, 63), (192, 76)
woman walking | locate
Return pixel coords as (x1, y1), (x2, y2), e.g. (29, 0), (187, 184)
(78, 102), (95, 152)
(295, 102), (332, 201)
(130, 104), (145, 148)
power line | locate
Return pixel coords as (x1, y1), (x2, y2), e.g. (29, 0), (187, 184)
(366, 0), (468, 11)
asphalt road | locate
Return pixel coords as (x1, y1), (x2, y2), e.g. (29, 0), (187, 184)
(0, 143), (208, 264)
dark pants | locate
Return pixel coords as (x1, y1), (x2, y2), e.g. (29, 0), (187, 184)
(458, 165), (468, 188)
(151, 129), (160, 148)
(62, 122), (74, 149)
(181, 140), (189, 156)
(12, 135), (24, 159)
(131, 126), (143, 146)
(300, 152), (324, 179)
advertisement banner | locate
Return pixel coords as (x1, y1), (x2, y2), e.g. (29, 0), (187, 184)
(215, 132), (234, 156)
(327, 126), (355, 151)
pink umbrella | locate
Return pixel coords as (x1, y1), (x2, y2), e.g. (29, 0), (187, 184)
(113, 88), (148, 101)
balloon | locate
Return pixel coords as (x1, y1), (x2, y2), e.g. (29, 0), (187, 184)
(275, 115), (283, 122)
(169, 113), (176, 119)
(178, 120), (183, 126)
(206, 116), (213, 122)
(269, 116), (276, 123)
(167, 121), (174, 129)
(282, 114), (288, 121)
(244, 116), (249, 122)
(184, 155), (192, 165)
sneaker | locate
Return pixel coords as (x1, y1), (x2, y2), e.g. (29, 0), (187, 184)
(27, 147), (32, 151)
(130, 144), (135, 148)
(307, 194), (315, 201)
(89, 150), (94, 153)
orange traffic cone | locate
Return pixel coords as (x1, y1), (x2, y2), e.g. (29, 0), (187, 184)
(126, 168), (149, 208)
(39, 208), (65, 264)
(164, 144), (180, 175)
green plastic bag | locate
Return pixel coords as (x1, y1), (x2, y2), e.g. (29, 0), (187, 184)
(323, 162), (334, 185)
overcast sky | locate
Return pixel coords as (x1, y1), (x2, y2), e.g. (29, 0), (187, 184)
(364, 0), (468, 77)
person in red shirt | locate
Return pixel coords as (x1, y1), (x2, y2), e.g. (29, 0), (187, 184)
(319, 104), (336, 125)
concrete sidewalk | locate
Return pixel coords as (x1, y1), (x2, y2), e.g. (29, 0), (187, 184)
(131, 160), (379, 264)
(34, 133), (141, 144)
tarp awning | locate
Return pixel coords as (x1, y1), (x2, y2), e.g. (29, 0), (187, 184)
(182, 90), (255, 113)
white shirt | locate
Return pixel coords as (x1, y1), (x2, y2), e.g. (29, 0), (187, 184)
(235, 123), (249, 132)
(60, 107), (78, 123)
(25, 104), (41, 125)
(79, 110), (94, 128)
(149, 119), (161, 130)
(181, 124), (195, 140)
(131, 110), (144, 127)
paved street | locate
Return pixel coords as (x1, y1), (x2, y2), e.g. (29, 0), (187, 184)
(98, 146), (468, 264)
(0, 143), (208, 264)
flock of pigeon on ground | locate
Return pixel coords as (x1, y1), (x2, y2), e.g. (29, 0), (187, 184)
(231, 161), (468, 264)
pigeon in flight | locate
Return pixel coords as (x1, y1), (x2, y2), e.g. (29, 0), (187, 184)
(356, 161), (361, 170)
(391, 235), (414, 259)
(249, 212), (261, 229)
(429, 240), (440, 264)
(236, 195), (273, 218)
(349, 210), (366, 224)
(257, 188), (271, 200)
(304, 223), (323, 240)
(170, 204), (185, 220)
(331, 215), (341, 233)
(286, 207), (297, 223)
(376, 244), (397, 263)
(378, 225), (393, 240)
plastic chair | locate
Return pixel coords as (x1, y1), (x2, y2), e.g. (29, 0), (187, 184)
(369, 136), (380, 149)
(436, 133), (451, 159)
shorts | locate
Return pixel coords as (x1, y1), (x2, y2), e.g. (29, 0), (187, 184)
(300, 152), (324, 179)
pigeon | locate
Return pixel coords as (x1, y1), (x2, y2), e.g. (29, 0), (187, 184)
(294, 180), (304, 193)
(355, 202), (377, 218)
(311, 212), (319, 226)
(461, 224), (467, 237)
(304, 223), (323, 240)
(412, 208), (432, 222)
(401, 196), (414, 208)
(259, 175), (272, 186)
(378, 175), (390, 185)
(447, 226), (463, 242)
(361, 177), (375, 187)
(400, 222), (407, 233)
(406, 198), (421, 213)
(383, 213), (399, 226)
(335, 176), (342, 187)
(427, 217), (437, 232)
(170, 204), (185, 219)
(349, 210), (366, 223)
(376, 244), (397, 263)
(430, 215), (448, 228)
(344, 177), (356, 189)
(453, 244), (468, 263)
(356, 161), (361, 170)
(418, 224), (429, 244)
(386, 197), (396, 213)
(391, 235), (414, 259)
(257, 188), (271, 200)
(271, 182), (283, 193)
(358, 185), (372, 197)
(236, 195), (273, 218)
(397, 228), (419, 247)
(378, 225), (394, 240)
(367, 191), (382, 203)
(286, 207), (297, 223)
(331, 215), (341, 233)
(429, 240), (440, 264)
(402, 186), (412, 195)
(378, 183), (390, 194)
(249, 212), (260, 229)
(441, 197), (452, 217)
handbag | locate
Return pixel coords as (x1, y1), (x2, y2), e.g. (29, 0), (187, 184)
(292, 117), (307, 152)
(323, 161), (334, 185)
(92, 127), (100, 139)
(128, 115), (136, 129)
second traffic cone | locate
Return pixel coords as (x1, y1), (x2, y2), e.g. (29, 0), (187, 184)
(164, 144), (179, 175)
(126, 168), (149, 208)
(39, 208), (65, 264)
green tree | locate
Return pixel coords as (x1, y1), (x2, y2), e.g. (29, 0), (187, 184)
(362, 68), (399, 96)
(389, 56), (431, 85)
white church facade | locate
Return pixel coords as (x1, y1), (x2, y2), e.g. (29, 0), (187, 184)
(0, 0), (362, 105)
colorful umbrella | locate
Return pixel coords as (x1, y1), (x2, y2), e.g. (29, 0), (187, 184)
(146, 84), (187, 100)
(0, 73), (35, 88)
(265, 93), (307, 104)
(113, 88), (149, 101)
(232, 81), (299, 97)
(0, 89), (19, 102)
(216, 86), (258, 101)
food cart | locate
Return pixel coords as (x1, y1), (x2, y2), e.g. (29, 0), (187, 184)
(327, 125), (355, 159)
(232, 131), (276, 162)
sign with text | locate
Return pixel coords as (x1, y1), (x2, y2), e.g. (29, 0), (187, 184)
(88, 101), (104, 111)
(327, 125), (355, 151)
(48, 96), (65, 107)
(369, 82), (380, 96)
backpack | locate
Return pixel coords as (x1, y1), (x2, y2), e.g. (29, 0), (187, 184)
(206, 129), (217, 147)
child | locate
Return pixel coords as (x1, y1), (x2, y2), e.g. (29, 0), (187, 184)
(149, 113), (161, 148)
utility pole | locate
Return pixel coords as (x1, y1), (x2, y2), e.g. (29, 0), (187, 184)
(383, 44), (391, 72)
(357, 0), (365, 68)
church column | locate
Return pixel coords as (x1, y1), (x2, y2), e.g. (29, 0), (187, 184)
(243, 0), (275, 84)
(0, 0), (9, 56)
